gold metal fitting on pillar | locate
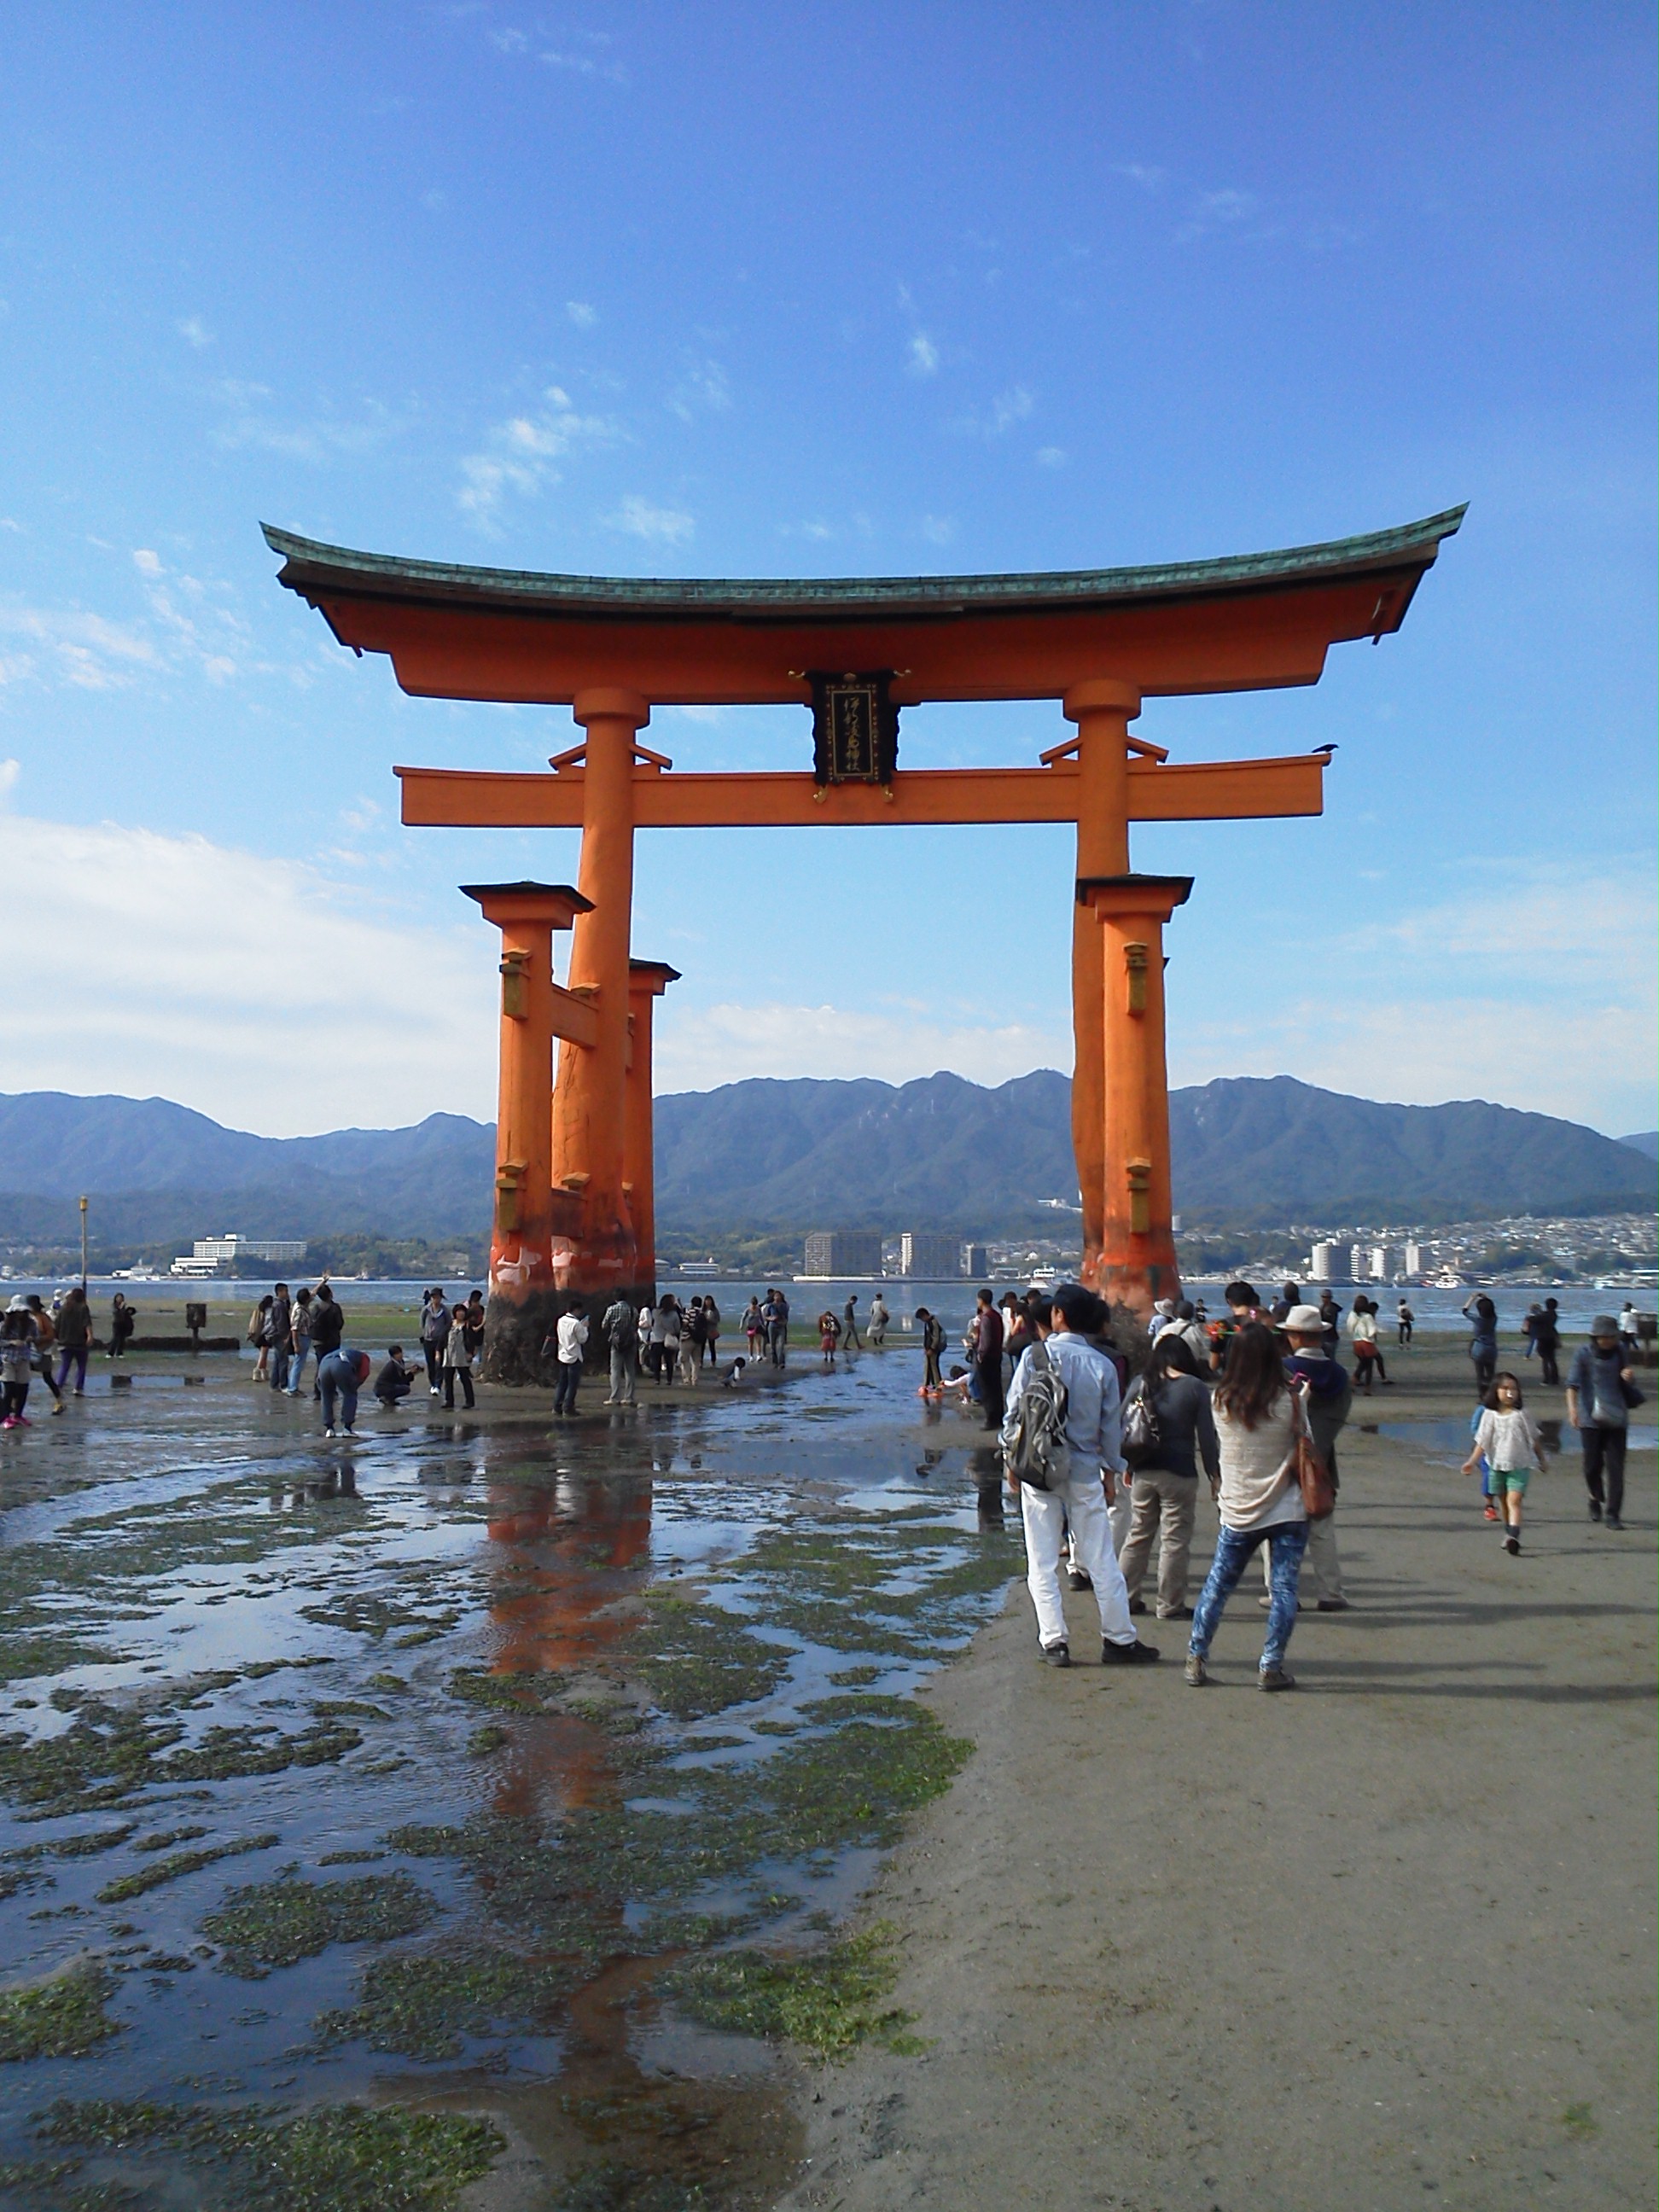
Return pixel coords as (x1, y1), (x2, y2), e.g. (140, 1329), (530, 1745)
(1124, 941), (1149, 1013)
(496, 1160), (526, 1232)
(1126, 1158), (1152, 1236)
(499, 948), (530, 1019)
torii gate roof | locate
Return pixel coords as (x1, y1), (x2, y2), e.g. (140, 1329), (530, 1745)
(263, 506), (1464, 706)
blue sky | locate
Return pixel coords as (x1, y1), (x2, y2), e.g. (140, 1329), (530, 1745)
(1, 2), (1653, 1138)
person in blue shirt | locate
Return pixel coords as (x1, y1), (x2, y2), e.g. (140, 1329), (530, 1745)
(1001, 1284), (1160, 1670)
(317, 1347), (370, 1437)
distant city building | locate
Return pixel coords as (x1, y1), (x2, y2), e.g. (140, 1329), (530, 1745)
(170, 1231), (307, 1278)
(1368, 1245), (1395, 1282)
(963, 1243), (989, 1279)
(1309, 1241), (1339, 1283)
(1348, 1243), (1368, 1283)
(1403, 1241), (1424, 1276)
(899, 1231), (963, 1278)
(803, 1231), (884, 1278)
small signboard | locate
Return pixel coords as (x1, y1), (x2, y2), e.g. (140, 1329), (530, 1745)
(810, 672), (899, 786)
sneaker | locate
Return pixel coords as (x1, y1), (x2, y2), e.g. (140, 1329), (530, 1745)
(1605, 1514), (1623, 1530)
(12, 1415), (31, 1427)
(50, 1401), (65, 1416)
(0, 1417), (15, 1430)
(1156, 1604), (1192, 1621)
(1040, 1642), (1071, 1668)
(1184, 1653), (1208, 1687)
(1068, 1568), (1095, 1592)
(1258, 1667), (1296, 1692)
(1102, 1638), (1161, 1666)
(323, 1427), (338, 1438)
(1315, 1597), (1349, 1612)
(428, 1386), (440, 1399)
(1126, 1594), (1147, 1614)
(1588, 1500), (1603, 1522)
(1482, 1504), (1500, 1522)
(1503, 1534), (1520, 1554)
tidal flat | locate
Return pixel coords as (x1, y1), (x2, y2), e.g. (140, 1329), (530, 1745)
(0, 1349), (1018, 2208)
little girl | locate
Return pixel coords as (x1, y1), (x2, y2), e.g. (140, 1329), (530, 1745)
(1462, 1372), (1550, 1555)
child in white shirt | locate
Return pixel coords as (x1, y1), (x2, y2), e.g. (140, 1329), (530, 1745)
(1462, 1372), (1550, 1556)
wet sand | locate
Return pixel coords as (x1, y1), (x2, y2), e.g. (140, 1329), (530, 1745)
(775, 1339), (1657, 2211)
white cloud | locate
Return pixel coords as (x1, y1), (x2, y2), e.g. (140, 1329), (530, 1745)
(607, 495), (694, 545)
(951, 385), (1034, 439)
(0, 603), (160, 690)
(177, 316), (213, 348)
(1115, 162), (1167, 191)
(667, 357), (731, 422)
(919, 515), (956, 545)
(457, 388), (621, 523)
(0, 810), (497, 1134)
(566, 300), (597, 327)
(207, 378), (408, 463)
(655, 999), (1070, 1095)
(1036, 446), (1067, 469)
(0, 758), (20, 801)
(906, 333), (940, 376)
(1172, 856), (1657, 1133)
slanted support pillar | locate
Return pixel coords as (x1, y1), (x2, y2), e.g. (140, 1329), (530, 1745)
(1063, 680), (1140, 1282)
(462, 880), (592, 1381)
(626, 960), (680, 1295)
(553, 688), (649, 1317)
(1076, 871), (1192, 1323)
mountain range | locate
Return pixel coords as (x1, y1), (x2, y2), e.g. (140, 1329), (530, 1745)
(0, 1077), (1650, 1254)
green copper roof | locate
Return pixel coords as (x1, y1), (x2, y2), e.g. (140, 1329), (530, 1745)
(263, 507), (1464, 622)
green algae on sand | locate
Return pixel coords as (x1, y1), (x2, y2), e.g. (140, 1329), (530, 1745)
(0, 1963), (120, 2063)
(201, 1870), (439, 1976)
(664, 1924), (924, 2060)
(34, 2097), (504, 2210)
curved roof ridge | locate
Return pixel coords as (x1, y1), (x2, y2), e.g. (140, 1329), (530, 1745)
(262, 508), (1465, 618)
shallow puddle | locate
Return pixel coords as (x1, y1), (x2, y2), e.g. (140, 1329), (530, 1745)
(1362, 1417), (1657, 1460)
(0, 1351), (1017, 2208)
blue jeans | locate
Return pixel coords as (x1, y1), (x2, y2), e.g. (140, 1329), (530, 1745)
(317, 1353), (358, 1432)
(554, 1361), (581, 1415)
(1190, 1521), (1310, 1673)
(287, 1341), (311, 1396)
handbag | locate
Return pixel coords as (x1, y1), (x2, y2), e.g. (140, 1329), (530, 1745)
(1621, 1376), (1647, 1409)
(1289, 1382), (1336, 1519)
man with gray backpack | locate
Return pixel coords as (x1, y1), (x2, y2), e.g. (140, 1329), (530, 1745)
(1001, 1284), (1160, 1669)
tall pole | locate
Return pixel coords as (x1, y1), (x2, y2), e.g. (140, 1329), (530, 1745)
(1064, 680), (1139, 1292)
(1077, 873), (1192, 1322)
(554, 688), (648, 1304)
(79, 1195), (88, 1290)
(462, 882), (591, 1381)
(625, 961), (680, 1298)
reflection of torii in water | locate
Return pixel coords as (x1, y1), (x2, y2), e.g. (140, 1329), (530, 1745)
(265, 508), (1464, 1371)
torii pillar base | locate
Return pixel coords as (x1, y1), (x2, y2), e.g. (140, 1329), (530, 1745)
(1076, 872), (1192, 1324)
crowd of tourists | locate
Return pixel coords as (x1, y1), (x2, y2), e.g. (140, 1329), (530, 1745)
(981, 1275), (1647, 1693)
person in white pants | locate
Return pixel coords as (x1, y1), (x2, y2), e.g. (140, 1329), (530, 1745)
(1002, 1285), (1161, 1670)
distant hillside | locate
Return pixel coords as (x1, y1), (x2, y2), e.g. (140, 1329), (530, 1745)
(654, 1072), (1655, 1231)
(0, 1093), (494, 1243)
(0, 1075), (1650, 1254)
(1621, 1131), (1659, 1160)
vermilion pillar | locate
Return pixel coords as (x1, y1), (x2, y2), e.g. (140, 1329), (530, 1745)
(1064, 681), (1139, 1271)
(1075, 871), (1192, 1322)
(463, 880), (593, 1378)
(626, 959), (679, 1289)
(553, 688), (649, 1301)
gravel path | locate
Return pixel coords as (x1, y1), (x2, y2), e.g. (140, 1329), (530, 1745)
(777, 1353), (1656, 2211)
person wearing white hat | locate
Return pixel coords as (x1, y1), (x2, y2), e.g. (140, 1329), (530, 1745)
(1269, 1304), (1353, 1610)
(1, 1295), (39, 1429)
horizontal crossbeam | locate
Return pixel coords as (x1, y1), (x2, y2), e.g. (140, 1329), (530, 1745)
(397, 752), (1327, 830)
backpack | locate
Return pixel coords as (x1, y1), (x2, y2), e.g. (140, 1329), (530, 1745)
(1003, 1340), (1069, 1491)
(1121, 1374), (1162, 1469)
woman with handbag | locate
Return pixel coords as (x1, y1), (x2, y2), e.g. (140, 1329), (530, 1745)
(1185, 1322), (1317, 1692)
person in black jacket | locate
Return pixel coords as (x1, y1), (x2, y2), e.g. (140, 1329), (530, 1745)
(1119, 1337), (1220, 1620)
(307, 1284), (344, 1400)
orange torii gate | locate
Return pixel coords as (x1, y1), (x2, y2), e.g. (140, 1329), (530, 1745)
(266, 507), (1463, 1375)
